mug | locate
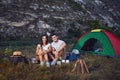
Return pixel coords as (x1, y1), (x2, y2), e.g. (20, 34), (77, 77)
(62, 60), (65, 63)
(31, 58), (37, 63)
(66, 60), (69, 63)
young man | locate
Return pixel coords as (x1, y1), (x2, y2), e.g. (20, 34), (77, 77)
(50, 34), (66, 65)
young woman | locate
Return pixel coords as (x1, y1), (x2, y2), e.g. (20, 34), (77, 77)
(36, 34), (52, 67)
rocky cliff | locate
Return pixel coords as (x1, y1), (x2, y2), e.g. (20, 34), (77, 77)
(0, 0), (120, 41)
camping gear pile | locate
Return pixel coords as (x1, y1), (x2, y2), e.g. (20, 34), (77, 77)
(9, 51), (29, 64)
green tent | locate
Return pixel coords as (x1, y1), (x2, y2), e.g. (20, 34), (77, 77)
(72, 29), (120, 57)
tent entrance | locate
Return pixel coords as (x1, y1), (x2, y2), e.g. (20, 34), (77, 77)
(81, 38), (103, 52)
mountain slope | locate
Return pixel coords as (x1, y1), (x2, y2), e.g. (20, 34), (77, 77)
(0, 0), (120, 40)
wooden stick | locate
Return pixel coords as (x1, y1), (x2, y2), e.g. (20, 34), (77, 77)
(79, 59), (84, 74)
(83, 59), (89, 73)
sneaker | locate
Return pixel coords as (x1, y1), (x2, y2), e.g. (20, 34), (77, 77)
(51, 60), (57, 66)
(57, 61), (61, 65)
(40, 62), (44, 66)
(46, 62), (50, 67)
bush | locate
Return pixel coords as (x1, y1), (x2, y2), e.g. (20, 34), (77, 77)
(4, 47), (13, 56)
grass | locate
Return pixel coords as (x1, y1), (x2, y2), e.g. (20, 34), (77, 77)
(0, 50), (120, 80)
(0, 41), (120, 80)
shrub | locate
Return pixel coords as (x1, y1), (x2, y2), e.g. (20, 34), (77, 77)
(4, 47), (13, 56)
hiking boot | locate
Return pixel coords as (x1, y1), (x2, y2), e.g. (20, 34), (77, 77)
(51, 60), (57, 66)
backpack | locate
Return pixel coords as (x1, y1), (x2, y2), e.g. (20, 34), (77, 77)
(9, 55), (29, 64)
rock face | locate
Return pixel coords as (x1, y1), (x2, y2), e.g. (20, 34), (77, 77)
(0, 0), (120, 40)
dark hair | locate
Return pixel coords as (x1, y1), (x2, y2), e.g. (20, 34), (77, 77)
(40, 34), (48, 46)
(50, 34), (55, 37)
(50, 33), (58, 37)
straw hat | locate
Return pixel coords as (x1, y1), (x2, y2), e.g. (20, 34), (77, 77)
(13, 51), (22, 56)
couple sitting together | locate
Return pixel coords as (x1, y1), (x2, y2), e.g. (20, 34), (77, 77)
(35, 34), (66, 67)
